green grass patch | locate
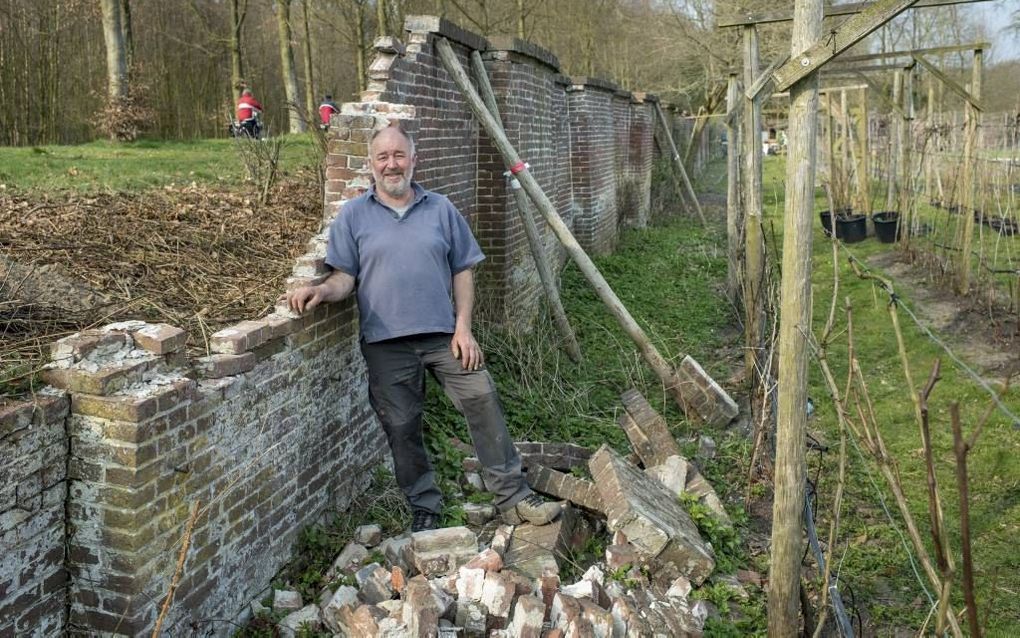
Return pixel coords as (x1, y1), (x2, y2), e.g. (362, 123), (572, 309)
(753, 155), (1020, 634)
(0, 135), (318, 193)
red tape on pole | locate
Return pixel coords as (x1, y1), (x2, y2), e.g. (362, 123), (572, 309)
(509, 161), (526, 175)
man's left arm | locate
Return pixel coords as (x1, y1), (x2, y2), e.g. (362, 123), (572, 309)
(451, 268), (483, 371)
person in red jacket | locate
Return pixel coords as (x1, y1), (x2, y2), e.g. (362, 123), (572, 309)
(318, 95), (339, 130)
(234, 88), (263, 138)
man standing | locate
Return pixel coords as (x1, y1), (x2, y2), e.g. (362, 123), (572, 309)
(284, 124), (560, 533)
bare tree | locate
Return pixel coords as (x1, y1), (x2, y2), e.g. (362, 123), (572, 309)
(301, 0), (316, 118)
(100, 0), (128, 102)
(229, 0), (248, 101)
(275, 0), (305, 133)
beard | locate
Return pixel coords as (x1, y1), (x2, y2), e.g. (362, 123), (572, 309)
(375, 169), (412, 199)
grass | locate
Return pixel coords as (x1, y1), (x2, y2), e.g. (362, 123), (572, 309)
(0, 134), (319, 193)
(747, 155), (1020, 635)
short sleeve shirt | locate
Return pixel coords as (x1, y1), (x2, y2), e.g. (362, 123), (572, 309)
(325, 183), (485, 343)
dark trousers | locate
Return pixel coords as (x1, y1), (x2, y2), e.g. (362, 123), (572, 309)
(360, 333), (531, 514)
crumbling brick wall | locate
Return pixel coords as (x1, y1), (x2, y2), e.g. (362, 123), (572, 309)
(0, 393), (69, 636)
(1, 15), (662, 637)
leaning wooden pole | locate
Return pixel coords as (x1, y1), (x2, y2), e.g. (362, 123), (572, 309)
(857, 86), (872, 215)
(769, 0), (821, 633)
(957, 48), (983, 294)
(653, 101), (709, 226)
(435, 38), (692, 413)
(725, 72), (743, 305)
(886, 69), (902, 211)
(742, 24), (767, 395)
(468, 50), (582, 363)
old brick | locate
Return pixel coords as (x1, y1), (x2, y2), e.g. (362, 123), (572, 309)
(195, 353), (256, 379)
(42, 356), (154, 396)
(131, 323), (187, 354)
(618, 388), (681, 467)
(401, 575), (441, 637)
(507, 595), (545, 638)
(526, 465), (604, 513)
(676, 355), (739, 426)
(410, 526), (478, 577)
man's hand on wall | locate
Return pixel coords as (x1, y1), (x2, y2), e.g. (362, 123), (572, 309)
(280, 286), (326, 314)
(451, 328), (484, 371)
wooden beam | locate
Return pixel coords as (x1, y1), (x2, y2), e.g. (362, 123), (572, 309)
(742, 24), (767, 399)
(913, 52), (983, 111)
(654, 102), (708, 226)
(771, 0), (920, 92)
(824, 62), (915, 73)
(853, 71), (907, 117)
(836, 41), (989, 64)
(468, 50), (582, 363)
(718, 0), (988, 27)
(725, 72), (742, 305)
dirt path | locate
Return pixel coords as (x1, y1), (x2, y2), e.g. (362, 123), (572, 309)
(867, 250), (1020, 385)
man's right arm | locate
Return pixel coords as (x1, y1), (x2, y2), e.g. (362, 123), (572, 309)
(280, 269), (355, 314)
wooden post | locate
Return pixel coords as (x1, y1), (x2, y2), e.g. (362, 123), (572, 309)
(924, 77), (936, 198)
(957, 48), (983, 294)
(841, 89), (851, 210)
(826, 92), (836, 205)
(653, 102), (709, 226)
(899, 64), (915, 248)
(886, 69), (902, 211)
(434, 38), (691, 412)
(769, 0), (821, 633)
(742, 24), (766, 393)
(858, 86), (872, 214)
(726, 72), (743, 305)
(468, 51), (582, 363)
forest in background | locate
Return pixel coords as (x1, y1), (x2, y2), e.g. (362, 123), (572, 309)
(0, 0), (1017, 147)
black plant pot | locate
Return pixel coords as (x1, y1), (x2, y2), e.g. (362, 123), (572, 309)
(872, 211), (901, 243)
(819, 210), (837, 237)
(836, 214), (868, 243)
(990, 217), (1018, 236)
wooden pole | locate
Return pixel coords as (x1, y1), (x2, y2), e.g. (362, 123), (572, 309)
(468, 51), (582, 363)
(769, 0), (821, 633)
(899, 64), (915, 248)
(925, 77), (936, 198)
(858, 87), (872, 214)
(726, 72), (743, 305)
(886, 69), (902, 211)
(951, 403), (982, 638)
(653, 102), (709, 226)
(957, 49), (983, 294)
(841, 89), (851, 210)
(742, 25), (767, 393)
(434, 38), (692, 412)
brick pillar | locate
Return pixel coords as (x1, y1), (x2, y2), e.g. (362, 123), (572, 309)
(567, 79), (619, 255)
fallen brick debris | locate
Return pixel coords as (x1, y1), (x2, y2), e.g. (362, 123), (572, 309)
(253, 388), (751, 636)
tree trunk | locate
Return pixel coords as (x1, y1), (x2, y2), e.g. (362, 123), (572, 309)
(276, 0), (305, 133)
(956, 49), (982, 294)
(376, 0), (387, 38)
(230, 0), (247, 101)
(301, 0), (316, 119)
(517, 0), (526, 38)
(769, 0), (822, 634)
(355, 2), (367, 94)
(120, 0), (133, 72)
(100, 0), (128, 102)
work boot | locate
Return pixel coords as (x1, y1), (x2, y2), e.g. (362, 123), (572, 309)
(411, 509), (441, 533)
(501, 493), (561, 526)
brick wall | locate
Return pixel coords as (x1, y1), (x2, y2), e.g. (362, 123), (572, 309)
(568, 77), (620, 255)
(1, 393), (69, 637)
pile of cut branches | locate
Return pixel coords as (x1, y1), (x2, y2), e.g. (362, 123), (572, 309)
(0, 171), (323, 397)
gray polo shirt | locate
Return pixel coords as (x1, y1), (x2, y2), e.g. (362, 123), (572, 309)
(325, 183), (485, 343)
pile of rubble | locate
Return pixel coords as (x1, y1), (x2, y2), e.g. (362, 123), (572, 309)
(262, 390), (759, 636)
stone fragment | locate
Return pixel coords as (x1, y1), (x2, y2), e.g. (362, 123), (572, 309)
(612, 530), (628, 545)
(318, 587), (334, 609)
(503, 505), (586, 580)
(339, 604), (386, 636)
(465, 471), (485, 491)
(355, 523), (383, 547)
(377, 599), (404, 618)
(645, 455), (689, 497)
(619, 388), (682, 467)
(456, 566), (486, 602)
(667, 576), (692, 600)
(321, 585), (359, 633)
(515, 441), (594, 472)
(326, 541), (369, 580)
(411, 526), (479, 577)
(550, 592), (591, 636)
(464, 548), (503, 573)
(610, 595), (652, 637)
(279, 604), (321, 637)
(250, 599), (269, 616)
(479, 571), (516, 627)
(589, 445), (715, 585)
(685, 467), (732, 527)
(463, 456), (482, 472)
(736, 569), (763, 588)
(49, 330), (131, 365)
(526, 465), (605, 513)
(507, 595), (545, 638)
(579, 598), (613, 637)
(712, 573), (749, 601)
(455, 599), (488, 637)
(377, 616), (410, 635)
(195, 352), (256, 379)
(539, 574), (560, 619)
(429, 580), (455, 619)
(356, 563), (394, 604)
(379, 534), (413, 572)
(489, 524), (513, 557)
(273, 589), (303, 613)
(463, 502), (496, 526)
(697, 435), (717, 461)
(391, 566), (406, 595)
(605, 543), (641, 571)
(677, 355), (740, 426)
(403, 575), (442, 637)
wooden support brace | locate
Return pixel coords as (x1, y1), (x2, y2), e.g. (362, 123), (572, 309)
(718, 0), (986, 27)
(468, 50), (582, 363)
(653, 102), (709, 226)
(771, 0), (920, 92)
(912, 53), (984, 111)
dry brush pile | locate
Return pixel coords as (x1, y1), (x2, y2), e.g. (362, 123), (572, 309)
(0, 173), (323, 396)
